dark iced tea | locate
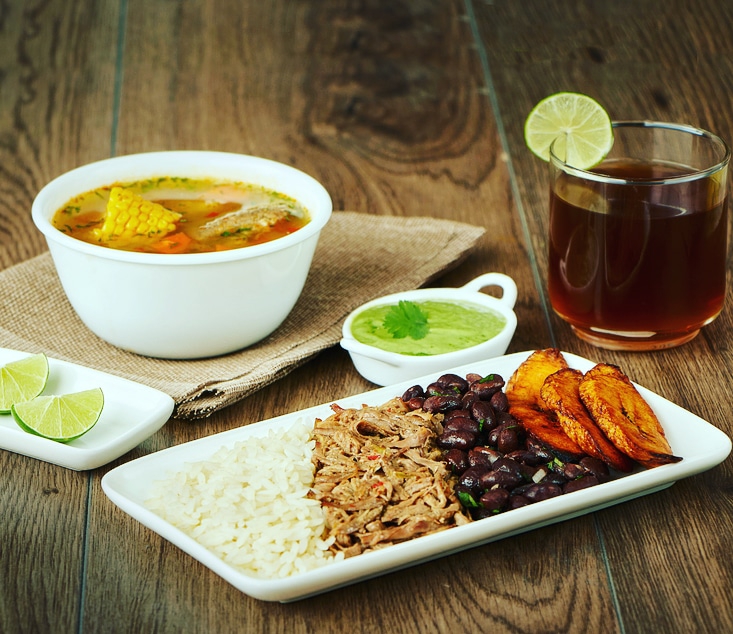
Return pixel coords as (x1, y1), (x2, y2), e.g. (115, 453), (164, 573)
(548, 158), (728, 349)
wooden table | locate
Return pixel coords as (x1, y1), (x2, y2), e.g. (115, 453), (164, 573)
(2, 1), (732, 632)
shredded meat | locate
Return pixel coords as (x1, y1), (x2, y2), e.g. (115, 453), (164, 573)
(309, 397), (471, 557)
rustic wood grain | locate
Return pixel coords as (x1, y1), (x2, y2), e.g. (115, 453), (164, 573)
(1, 0), (732, 632)
(0, 1), (118, 633)
(0, 454), (89, 634)
(476, 2), (733, 632)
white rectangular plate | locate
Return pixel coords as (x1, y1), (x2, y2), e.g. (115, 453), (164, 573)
(0, 348), (175, 470)
(101, 351), (731, 602)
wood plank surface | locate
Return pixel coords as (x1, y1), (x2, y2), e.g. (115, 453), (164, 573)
(477, 2), (733, 633)
(0, 0), (731, 632)
(0, 2), (119, 633)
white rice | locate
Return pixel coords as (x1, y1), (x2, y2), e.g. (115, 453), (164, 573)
(145, 420), (341, 579)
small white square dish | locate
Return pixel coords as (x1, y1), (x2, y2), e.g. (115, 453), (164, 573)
(0, 347), (174, 470)
(101, 351), (731, 602)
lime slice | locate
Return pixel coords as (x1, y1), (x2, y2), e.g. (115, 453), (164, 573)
(0, 353), (50, 413)
(12, 388), (104, 442)
(524, 92), (613, 168)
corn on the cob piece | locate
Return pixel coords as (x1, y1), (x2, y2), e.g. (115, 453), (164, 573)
(96, 186), (181, 241)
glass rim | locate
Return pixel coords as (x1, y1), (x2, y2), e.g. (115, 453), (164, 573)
(549, 120), (731, 185)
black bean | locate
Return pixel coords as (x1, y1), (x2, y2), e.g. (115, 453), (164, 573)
(508, 495), (531, 510)
(468, 446), (501, 468)
(471, 375), (505, 400)
(437, 429), (478, 451)
(489, 390), (509, 413)
(492, 457), (522, 476)
(436, 373), (469, 394)
(479, 488), (510, 513)
(510, 483), (534, 496)
(444, 408), (472, 422)
(425, 382), (444, 397)
(401, 385), (425, 402)
(563, 475), (600, 494)
(487, 422), (510, 447)
(461, 391), (479, 409)
(579, 457), (611, 483)
(540, 471), (568, 486)
(423, 394), (463, 413)
(508, 460), (537, 482)
(523, 483), (563, 503)
(496, 411), (517, 426)
(479, 469), (523, 490)
(470, 400), (497, 431)
(458, 466), (490, 494)
(496, 427), (520, 454)
(505, 450), (544, 467)
(406, 397), (424, 411)
(443, 417), (481, 437)
(444, 449), (470, 474)
(469, 375), (504, 401)
(563, 462), (589, 481)
(525, 465), (547, 482)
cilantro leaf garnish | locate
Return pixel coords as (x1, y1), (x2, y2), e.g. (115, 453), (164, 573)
(383, 300), (429, 340)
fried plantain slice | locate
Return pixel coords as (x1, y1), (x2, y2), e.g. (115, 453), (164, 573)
(540, 368), (636, 472)
(579, 364), (682, 468)
(506, 349), (568, 402)
(506, 349), (585, 459)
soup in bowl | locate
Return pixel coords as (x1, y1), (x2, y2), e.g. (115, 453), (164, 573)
(52, 177), (312, 255)
(32, 151), (332, 359)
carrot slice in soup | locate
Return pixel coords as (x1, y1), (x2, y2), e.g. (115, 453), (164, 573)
(152, 232), (193, 254)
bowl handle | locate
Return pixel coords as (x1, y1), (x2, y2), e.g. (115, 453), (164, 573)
(460, 273), (517, 309)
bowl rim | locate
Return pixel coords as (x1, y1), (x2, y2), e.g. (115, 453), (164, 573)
(31, 151), (333, 265)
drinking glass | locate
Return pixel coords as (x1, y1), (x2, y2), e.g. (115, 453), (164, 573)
(548, 121), (730, 350)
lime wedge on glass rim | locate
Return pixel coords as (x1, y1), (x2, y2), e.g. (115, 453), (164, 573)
(11, 388), (104, 443)
(524, 92), (614, 169)
(0, 353), (50, 413)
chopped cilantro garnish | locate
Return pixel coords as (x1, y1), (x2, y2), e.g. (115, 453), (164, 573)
(457, 490), (479, 508)
(221, 226), (253, 237)
(547, 457), (564, 471)
(383, 300), (429, 340)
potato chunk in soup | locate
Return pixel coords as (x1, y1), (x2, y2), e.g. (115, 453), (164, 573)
(52, 177), (311, 254)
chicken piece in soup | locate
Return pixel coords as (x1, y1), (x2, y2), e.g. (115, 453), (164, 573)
(52, 177), (311, 254)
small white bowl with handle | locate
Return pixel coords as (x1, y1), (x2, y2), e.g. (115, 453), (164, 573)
(340, 272), (518, 386)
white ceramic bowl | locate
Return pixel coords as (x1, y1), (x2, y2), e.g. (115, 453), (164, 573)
(32, 151), (332, 359)
(340, 273), (518, 386)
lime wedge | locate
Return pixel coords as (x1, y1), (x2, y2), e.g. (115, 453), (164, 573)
(524, 92), (613, 168)
(0, 353), (50, 413)
(12, 388), (104, 442)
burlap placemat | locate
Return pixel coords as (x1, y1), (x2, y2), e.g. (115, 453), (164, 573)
(0, 212), (485, 419)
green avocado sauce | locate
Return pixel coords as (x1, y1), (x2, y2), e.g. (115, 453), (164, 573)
(351, 300), (506, 356)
